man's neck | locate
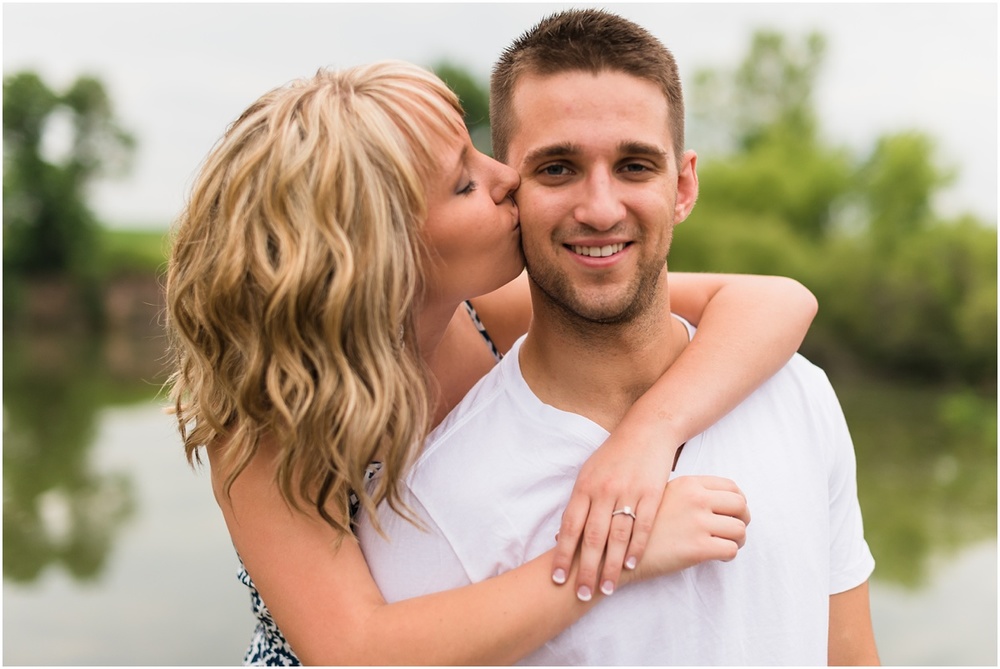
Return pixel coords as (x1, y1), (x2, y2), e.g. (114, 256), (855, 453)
(518, 280), (689, 432)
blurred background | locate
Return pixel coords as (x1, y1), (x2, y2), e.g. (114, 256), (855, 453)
(3, 3), (996, 665)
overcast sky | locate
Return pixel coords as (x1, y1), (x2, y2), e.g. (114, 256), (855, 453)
(3, 2), (997, 229)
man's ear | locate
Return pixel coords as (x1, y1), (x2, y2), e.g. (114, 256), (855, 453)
(674, 150), (699, 223)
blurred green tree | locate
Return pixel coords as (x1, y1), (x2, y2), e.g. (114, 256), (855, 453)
(816, 216), (997, 383)
(690, 31), (853, 240)
(855, 131), (955, 250)
(693, 30), (826, 151)
(681, 30), (996, 385)
(3, 71), (135, 322)
(432, 61), (492, 155)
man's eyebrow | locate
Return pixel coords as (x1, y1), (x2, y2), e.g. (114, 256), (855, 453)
(521, 141), (668, 168)
(521, 143), (581, 168)
(618, 141), (668, 158)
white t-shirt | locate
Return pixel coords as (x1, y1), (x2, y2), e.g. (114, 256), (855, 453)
(356, 324), (875, 665)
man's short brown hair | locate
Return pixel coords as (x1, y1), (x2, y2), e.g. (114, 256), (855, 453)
(490, 8), (685, 166)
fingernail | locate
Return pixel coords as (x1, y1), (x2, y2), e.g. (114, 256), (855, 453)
(600, 580), (615, 596)
(625, 556), (637, 570)
(552, 568), (567, 585)
(576, 585), (592, 602)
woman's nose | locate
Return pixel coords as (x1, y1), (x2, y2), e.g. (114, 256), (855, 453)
(491, 160), (520, 204)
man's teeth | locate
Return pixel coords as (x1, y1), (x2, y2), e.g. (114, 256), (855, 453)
(571, 243), (626, 258)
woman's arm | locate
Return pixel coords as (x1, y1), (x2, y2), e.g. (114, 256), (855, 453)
(549, 272), (818, 599)
(214, 437), (749, 664)
(214, 439), (593, 665)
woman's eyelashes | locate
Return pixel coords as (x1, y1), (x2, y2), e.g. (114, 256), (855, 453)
(457, 180), (478, 196)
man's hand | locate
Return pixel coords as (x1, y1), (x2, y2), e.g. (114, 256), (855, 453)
(626, 475), (750, 584)
(550, 436), (675, 600)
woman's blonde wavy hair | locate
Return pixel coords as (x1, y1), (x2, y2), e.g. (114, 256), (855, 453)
(165, 61), (466, 536)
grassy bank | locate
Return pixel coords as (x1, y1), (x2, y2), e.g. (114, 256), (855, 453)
(4, 227), (171, 332)
(96, 227), (171, 278)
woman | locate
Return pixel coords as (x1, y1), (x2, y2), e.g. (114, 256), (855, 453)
(165, 61), (816, 665)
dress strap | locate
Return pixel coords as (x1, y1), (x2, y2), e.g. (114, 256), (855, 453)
(463, 300), (503, 362)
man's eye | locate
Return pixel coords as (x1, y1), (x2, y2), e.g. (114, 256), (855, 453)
(541, 164), (569, 176)
(622, 163), (649, 173)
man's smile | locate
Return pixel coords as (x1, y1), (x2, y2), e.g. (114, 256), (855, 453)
(569, 242), (629, 258)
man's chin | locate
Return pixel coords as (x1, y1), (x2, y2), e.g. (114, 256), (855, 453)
(554, 291), (642, 326)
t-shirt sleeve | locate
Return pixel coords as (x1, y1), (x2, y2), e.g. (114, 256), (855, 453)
(357, 482), (475, 603)
(813, 369), (877, 594)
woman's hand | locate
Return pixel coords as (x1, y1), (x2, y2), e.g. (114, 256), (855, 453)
(622, 475), (750, 585)
(550, 430), (676, 599)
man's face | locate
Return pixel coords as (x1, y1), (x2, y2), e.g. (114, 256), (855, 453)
(506, 70), (698, 324)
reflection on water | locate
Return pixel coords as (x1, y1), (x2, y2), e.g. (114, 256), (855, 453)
(2, 332), (149, 583)
(3, 402), (255, 665)
(871, 540), (997, 665)
(2, 329), (997, 664)
(832, 373), (998, 589)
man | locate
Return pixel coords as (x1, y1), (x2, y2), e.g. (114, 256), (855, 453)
(358, 9), (878, 665)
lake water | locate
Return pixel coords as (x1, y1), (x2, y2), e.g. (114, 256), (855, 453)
(3, 332), (996, 665)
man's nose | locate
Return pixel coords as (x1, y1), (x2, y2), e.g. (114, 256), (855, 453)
(574, 170), (625, 231)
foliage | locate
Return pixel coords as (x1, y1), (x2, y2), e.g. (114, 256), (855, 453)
(813, 218), (997, 383)
(672, 205), (816, 279)
(692, 31), (826, 152)
(432, 61), (492, 155)
(3, 70), (135, 326)
(96, 228), (171, 279)
(693, 132), (854, 240)
(854, 131), (956, 249)
(683, 31), (996, 385)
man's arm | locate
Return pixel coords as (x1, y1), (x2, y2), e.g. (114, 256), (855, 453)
(829, 580), (880, 665)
